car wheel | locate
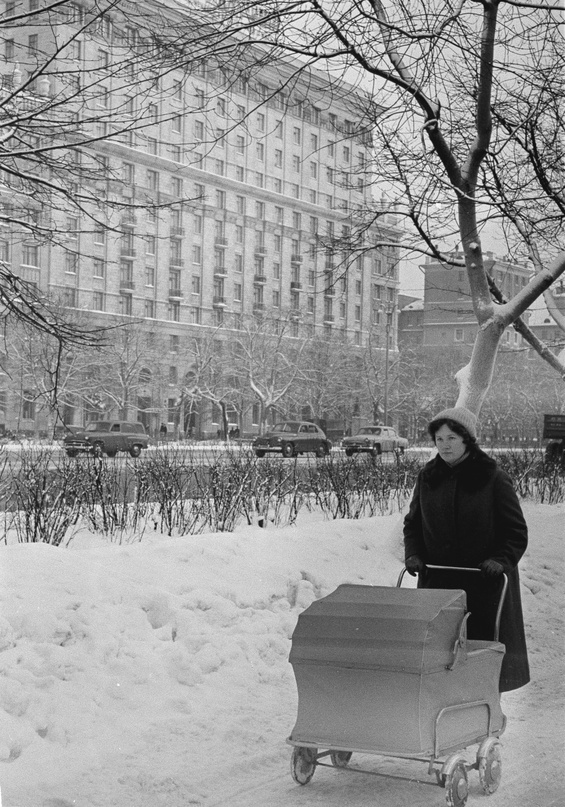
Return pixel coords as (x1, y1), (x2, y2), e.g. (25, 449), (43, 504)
(281, 442), (295, 458)
(315, 443), (328, 457)
(65, 449), (78, 458)
(92, 442), (104, 458)
(105, 450), (117, 458)
(371, 444), (382, 457)
(345, 448), (354, 457)
(129, 444), (142, 458)
(255, 449), (266, 458)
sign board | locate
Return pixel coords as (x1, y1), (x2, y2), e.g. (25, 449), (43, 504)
(543, 414), (565, 439)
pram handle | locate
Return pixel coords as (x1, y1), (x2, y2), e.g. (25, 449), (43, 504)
(396, 564), (508, 643)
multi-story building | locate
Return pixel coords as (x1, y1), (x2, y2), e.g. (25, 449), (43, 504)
(399, 252), (531, 351)
(0, 0), (401, 437)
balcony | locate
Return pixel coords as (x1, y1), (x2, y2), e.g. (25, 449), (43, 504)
(253, 302), (265, 312)
(170, 258), (184, 267)
(119, 280), (135, 292)
(254, 274), (267, 284)
(289, 309), (301, 320)
(171, 226), (185, 236)
(323, 314), (334, 323)
(291, 253), (303, 264)
(325, 262), (335, 271)
(254, 245), (268, 255)
(120, 246), (136, 257)
(290, 281), (302, 290)
(214, 267), (228, 278)
(215, 236), (228, 246)
(168, 287), (183, 299)
(324, 287), (335, 297)
(213, 295), (227, 307)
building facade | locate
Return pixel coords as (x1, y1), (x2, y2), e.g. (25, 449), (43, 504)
(0, 0), (401, 437)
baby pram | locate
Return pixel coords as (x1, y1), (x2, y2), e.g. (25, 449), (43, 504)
(287, 566), (508, 806)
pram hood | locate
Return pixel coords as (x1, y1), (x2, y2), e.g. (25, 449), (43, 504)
(289, 583), (469, 674)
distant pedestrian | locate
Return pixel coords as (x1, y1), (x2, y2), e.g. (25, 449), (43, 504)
(159, 423), (167, 440)
(403, 407), (530, 692)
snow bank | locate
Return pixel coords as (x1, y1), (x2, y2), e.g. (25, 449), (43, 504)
(0, 504), (562, 807)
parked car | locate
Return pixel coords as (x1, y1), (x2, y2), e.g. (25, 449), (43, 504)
(342, 425), (408, 457)
(543, 413), (565, 463)
(62, 421), (150, 458)
(253, 421), (332, 458)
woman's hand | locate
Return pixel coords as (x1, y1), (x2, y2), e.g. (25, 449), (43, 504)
(405, 555), (424, 576)
(480, 559), (504, 578)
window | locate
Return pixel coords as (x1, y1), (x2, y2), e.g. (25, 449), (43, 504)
(192, 245), (202, 264)
(193, 213), (202, 234)
(275, 206), (283, 223)
(272, 289), (280, 307)
(0, 240), (10, 262)
(147, 170), (159, 190)
(256, 112), (265, 131)
(171, 177), (183, 196)
(143, 299), (154, 318)
(275, 120), (283, 138)
(168, 301), (180, 321)
(22, 391), (36, 421)
(292, 212), (301, 230)
(274, 234), (282, 253)
(173, 80), (183, 101)
(292, 155), (300, 172)
(273, 262), (280, 280)
(256, 142), (264, 161)
(195, 88), (205, 109)
(145, 265), (155, 286)
(293, 127), (301, 145)
(310, 161), (317, 178)
(216, 190), (226, 208)
(234, 282), (242, 301)
(235, 225), (243, 243)
(191, 307), (201, 324)
(22, 243), (39, 266)
(328, 141), (335, 157)
(217, 97), (226, 115)
(64, 287), (78, 308)
(236, 135), (245, 154)
(92, 291), (105, 311)
(122, 162), (134, 184)
(172, 114), (182, 133)
(147, 138), (158, 155)
(215, 159), (225, 175)
(343, 146), (350, 162)
(168, 366), (178, 385)
(237, 104), (246, 120)
(65, 251), (77, 273)
(236, 195), (245, 214)
(292, 184), (300, 199)
(355, 279), (362, 295)
(311, 133), (318, 150)
(273, 178), (282, 193)
(28, 34), (38, 56)
(255, 201), (265, 220)
(274, 149), (282, 167)
(255, 172), (264, 187)
(192, 275), (201, 295)
(309, 190), (317, 204)
(455, 328), (464, 342)
(195, 120), (204, 141)
(235, 165), (245, 182)
(235, 254), (243, 272)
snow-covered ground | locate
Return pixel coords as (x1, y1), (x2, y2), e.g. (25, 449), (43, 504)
(0, 502), (563, 807)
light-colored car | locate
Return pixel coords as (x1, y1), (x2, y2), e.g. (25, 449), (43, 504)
(342, 425), (408, 457)
(253, 421), (332, 458)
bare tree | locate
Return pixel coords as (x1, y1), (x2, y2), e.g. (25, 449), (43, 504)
(164, 0), (565, 416)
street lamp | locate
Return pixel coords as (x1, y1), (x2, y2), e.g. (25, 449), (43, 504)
(383, 303), (395, 426)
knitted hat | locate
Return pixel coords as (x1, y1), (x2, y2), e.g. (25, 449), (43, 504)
(429, 407), (478, 440)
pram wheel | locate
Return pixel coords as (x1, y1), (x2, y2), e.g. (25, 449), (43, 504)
(290, 746), (317, 785)
(442, 753), (469, 807)
(330, 750), (352, 767)
(477, 738), (502, 794)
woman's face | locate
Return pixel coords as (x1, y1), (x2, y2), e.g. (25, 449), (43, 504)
(434, 423), (467, 464)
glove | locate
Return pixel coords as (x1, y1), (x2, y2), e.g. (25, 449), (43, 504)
(405, 555), (424, 576)
(480, 559), (504, 578)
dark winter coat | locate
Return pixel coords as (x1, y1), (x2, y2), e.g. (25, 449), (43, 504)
(403, 447), (530, 692)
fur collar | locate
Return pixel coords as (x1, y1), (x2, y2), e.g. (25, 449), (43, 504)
(422, 447), (498, 491)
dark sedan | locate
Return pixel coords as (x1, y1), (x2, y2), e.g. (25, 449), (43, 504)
(253, 421), (331, 458)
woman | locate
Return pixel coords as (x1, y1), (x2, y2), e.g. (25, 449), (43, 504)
(403, 407), (530, 692)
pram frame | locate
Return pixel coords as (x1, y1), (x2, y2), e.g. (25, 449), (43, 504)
(287, 565), (509, 805)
